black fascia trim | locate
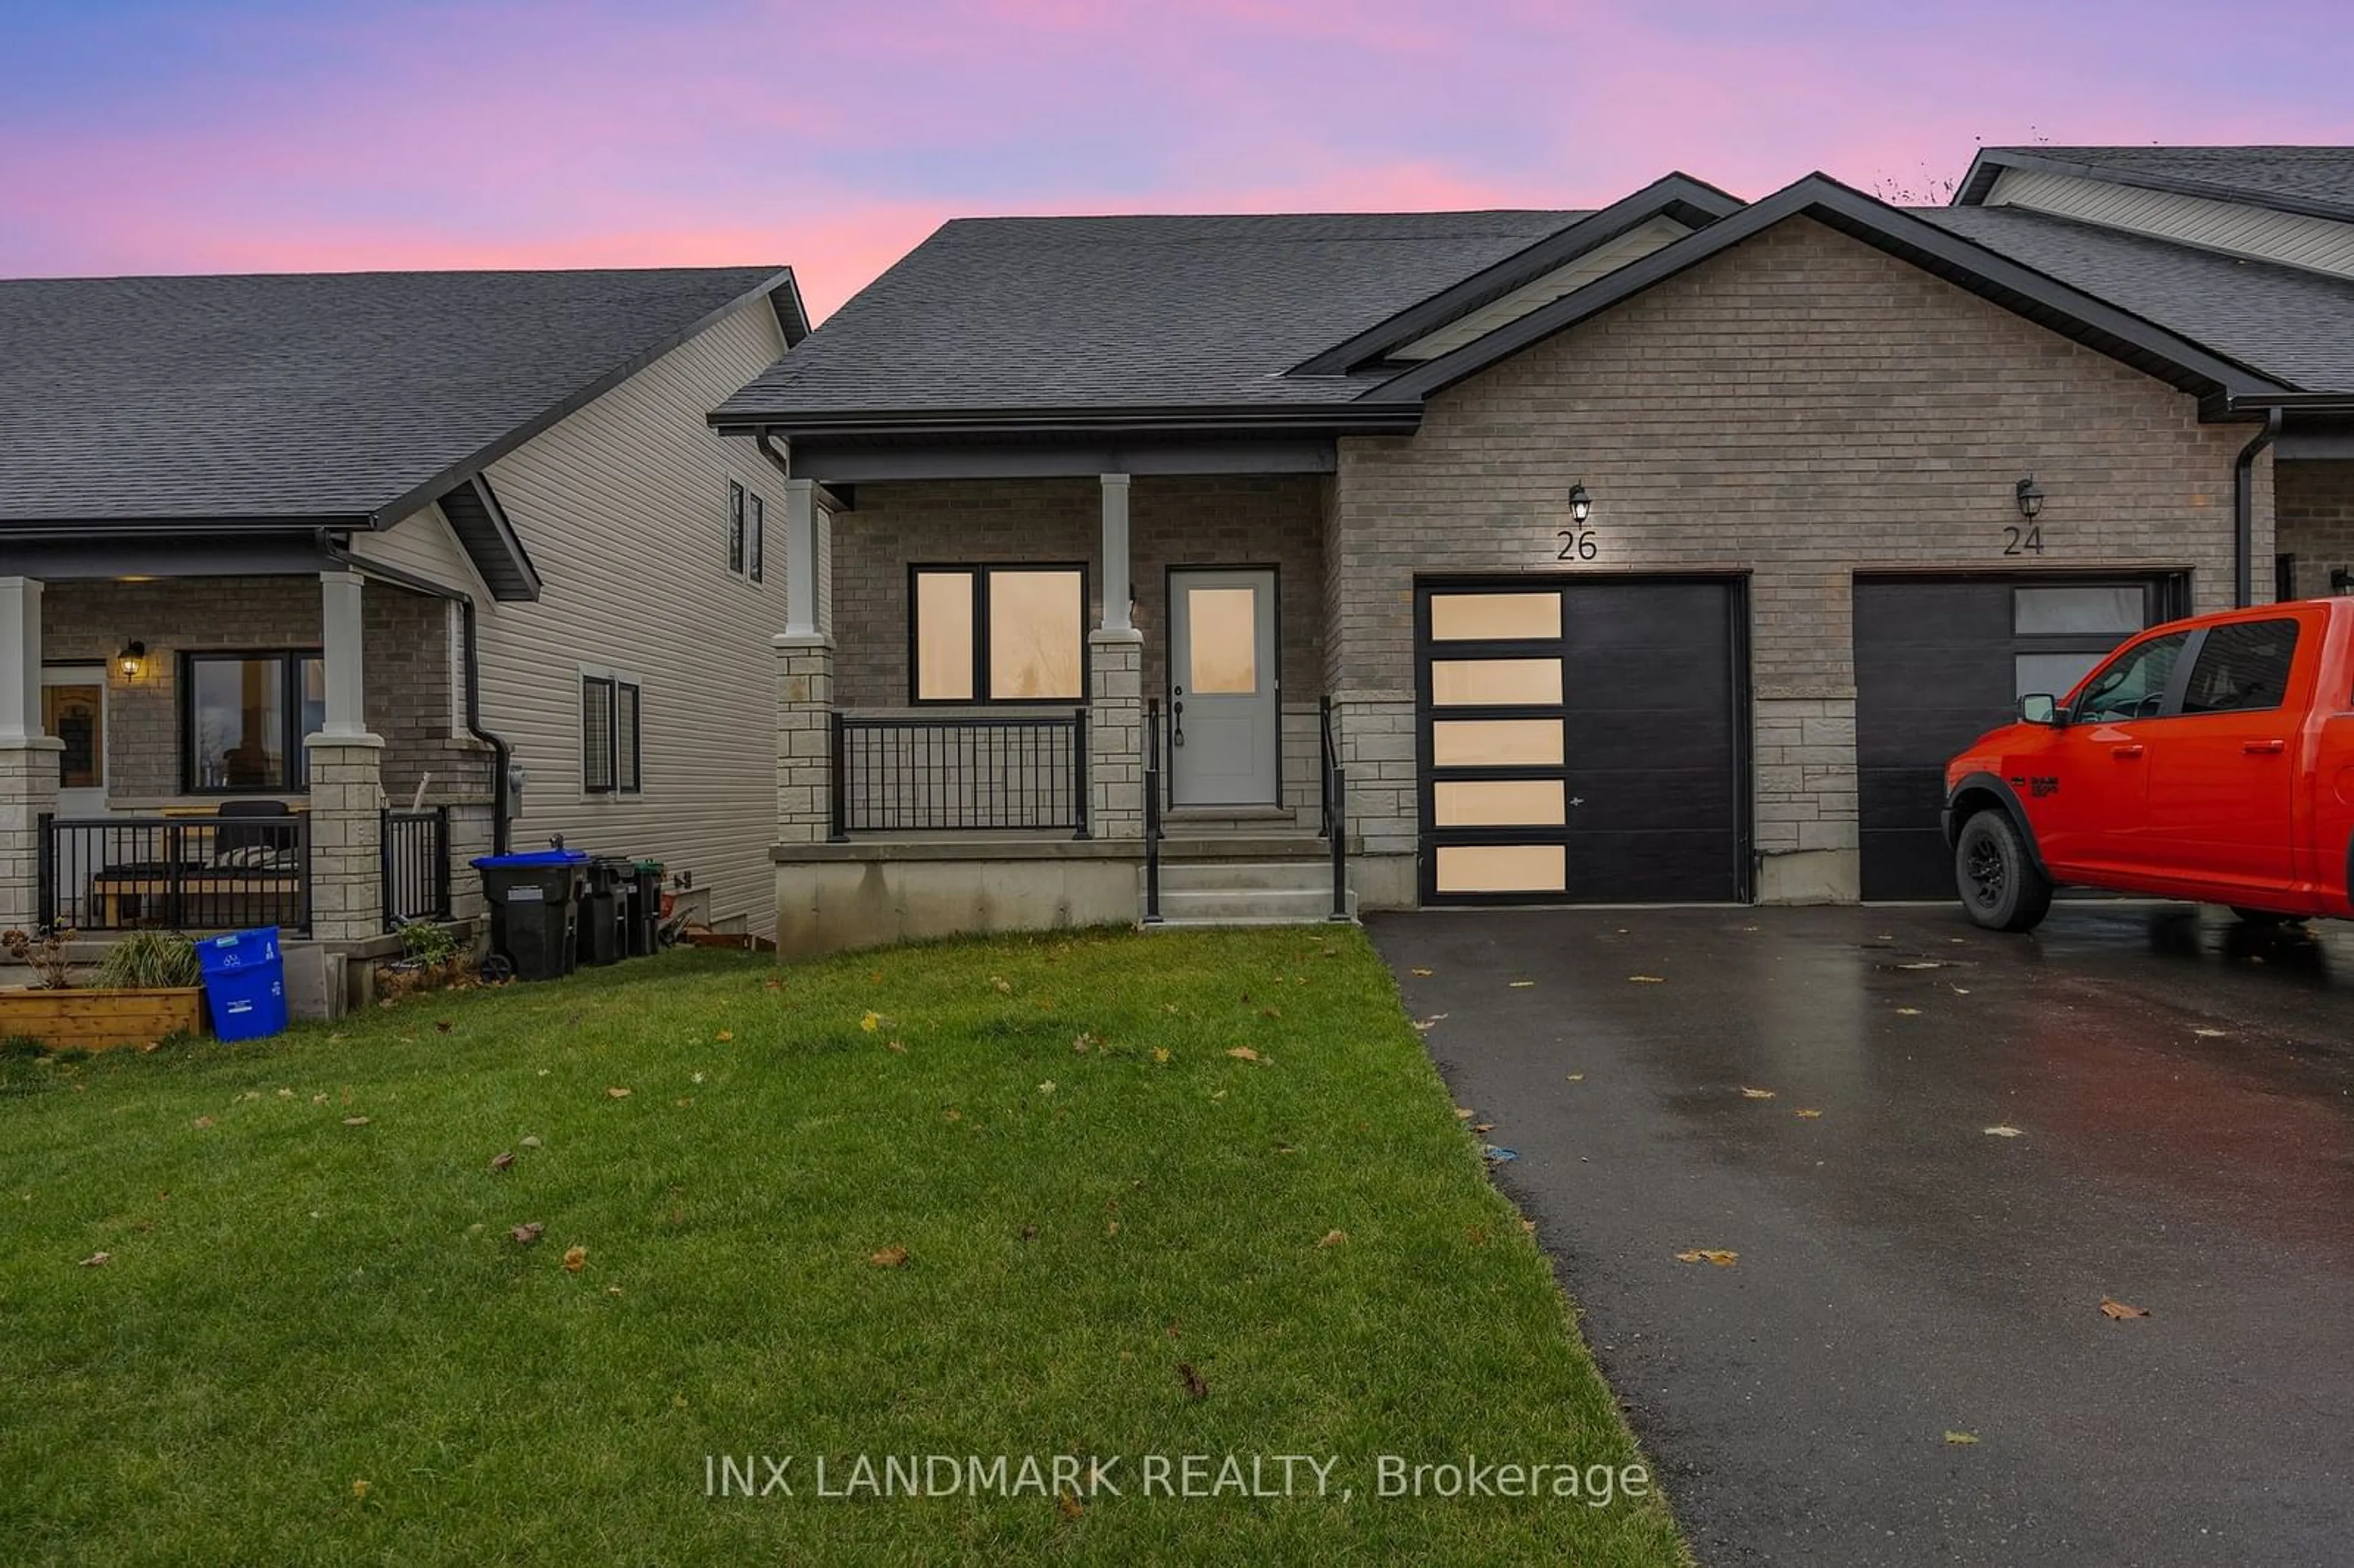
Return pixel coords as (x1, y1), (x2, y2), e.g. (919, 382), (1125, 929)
(0, 512), (367, 536)
(785, 436), (1337, 484)
(710, 403), (1423, 439)
(1290, 172), (1747, 376)
(1957, 148), (2354, 227)
(371, 267), (801, 528)
(432, 474), (543, 603)
(1360, 173), (2291, 409)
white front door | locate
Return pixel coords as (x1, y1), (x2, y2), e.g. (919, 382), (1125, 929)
(1170, 568), (1279, 805)
(41, 666), (108, 816)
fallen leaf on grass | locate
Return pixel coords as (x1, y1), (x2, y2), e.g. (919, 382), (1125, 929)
(1019, 1225), (1037, 1242)
(520, 1135), (541, 1149)
(859, 1012), (882, 1033)
(1226, 1046), (1260, 1062)
(763, 978), (782, 991)
(342, 1116), (370, 1127)
(870, 1246), (910, 1268)
(1983, 1125), (2024, 1138)
(1314, 1230), (1347, 1248)
(1945, 1431), (1979, 1446)
(2100, 1297), (2149, 1320)
(435, 1019), (454, 1034)
(885, 1041), (908, 1054)
(192, 1116), (215, 1129)
(1675, 1249), (1740, 1266)
(1739, 1087), (1777, 1100)
(1105, 1220), (1121, 1236)
(1151, 1048), (1170, 1065)
(352, 1479), (371, 1500)
(945, 1108), (963, 1122)
(490, 1151), (515, 1172)
(563, 1246), (587, 1273)
(715, 1030), (734, 1043)
(1796, 1108), (1824, 1119)
(1455, 1106), (1476, 1120)
(510, 1222), (544, 1245)
(1628, 975), (1666, 984)
(1038, 1081), (1057, 1095)
(1057, 1492), (1083, 1519)
(1210, 1090), (1227, 1102)
(1178, 1362), (1208, 1401)
(78, 1251), (111, 1268)
(606, 1087), (631, 1100)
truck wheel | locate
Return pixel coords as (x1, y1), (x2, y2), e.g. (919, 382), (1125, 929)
(1956, 810), (2053, 932)
(2229, 907), (2302, 927)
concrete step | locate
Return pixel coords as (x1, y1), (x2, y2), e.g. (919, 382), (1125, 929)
(1149, 886), (1357, 924)
(1154, 859), (1342, 893)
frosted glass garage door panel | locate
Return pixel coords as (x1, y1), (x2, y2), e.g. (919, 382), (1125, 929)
(1430, 592), (1561, 641)
(1430, 658), (1563, 707)
(1434, 844), (1566, 894)
(1430, 719), (1564, 767)
(1434, 780), (1567, 827)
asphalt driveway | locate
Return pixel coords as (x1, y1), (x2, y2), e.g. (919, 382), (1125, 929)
(1369, 902), (2354, 1568)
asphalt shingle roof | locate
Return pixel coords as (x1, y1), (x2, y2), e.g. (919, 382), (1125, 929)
(0, 266), (788, 523)
(713, 211), (1584, 422)
(1913, 203), (2354, 393)
(1989, 146), (2354, 216)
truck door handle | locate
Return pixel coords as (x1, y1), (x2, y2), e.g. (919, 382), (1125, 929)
(2112, 744), (2144, 759)
(2243, 739), (2285, 755)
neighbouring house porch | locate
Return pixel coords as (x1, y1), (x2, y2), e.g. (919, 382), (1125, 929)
(2, 566), (496, 981)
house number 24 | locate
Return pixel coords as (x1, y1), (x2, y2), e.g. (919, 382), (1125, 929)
(1555, 529), (1598, 561)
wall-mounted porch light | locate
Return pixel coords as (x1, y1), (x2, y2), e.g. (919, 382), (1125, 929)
(1568, 482), (1594, 525)
(116, 640), (146, 680)
(2014, 476), (2046, 521)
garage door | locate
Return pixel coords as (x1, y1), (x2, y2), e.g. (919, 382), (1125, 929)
(1417, 578), (1747, 905)
(1854, 576), (2182, 900)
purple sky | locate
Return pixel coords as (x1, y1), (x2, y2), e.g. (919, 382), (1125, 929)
(4, 1), (2350, 318)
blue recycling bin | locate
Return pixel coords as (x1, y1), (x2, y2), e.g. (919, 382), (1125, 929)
(199, 926), (289, 1042)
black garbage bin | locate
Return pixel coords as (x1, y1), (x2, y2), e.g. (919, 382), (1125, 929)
(578, 857), (631, 967)
(628, 861), (665, 956)
(471, 850), (588, 982)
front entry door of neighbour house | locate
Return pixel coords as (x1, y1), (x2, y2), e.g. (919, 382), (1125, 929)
(42, 666), (107, 816)
(1169, 568), (1279, 805)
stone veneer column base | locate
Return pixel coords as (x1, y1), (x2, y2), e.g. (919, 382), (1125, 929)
(305, 734), (387, 946)
(1087, 628), (1145, 841)
(775, 636), (837, 847)
(1751, 695), (1861, 904)
(0, 739), (64, 932)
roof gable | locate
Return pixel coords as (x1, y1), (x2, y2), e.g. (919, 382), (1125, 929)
(1362, 174), (2291, 410)
(1960, 147), (2354, 225)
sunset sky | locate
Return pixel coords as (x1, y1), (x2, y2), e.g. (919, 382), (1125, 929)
(4, 1), (2350, 319)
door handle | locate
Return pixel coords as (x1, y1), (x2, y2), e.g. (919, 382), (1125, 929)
(2112, 744), (2144, 759)
(1170, 688), (1185, 748)
(2243, 739), (2286, 755)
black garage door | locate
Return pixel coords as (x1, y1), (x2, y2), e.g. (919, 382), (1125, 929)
(1853, 575), (2182, 900)
(1417, 577), (1748, 905)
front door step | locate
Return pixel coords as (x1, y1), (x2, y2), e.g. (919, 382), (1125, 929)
(1141, 858), (1354, 927)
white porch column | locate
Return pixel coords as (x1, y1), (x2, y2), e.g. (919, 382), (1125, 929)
(775, 478), (838, 859)
(783, 478), (825, 639)
(0, 577), (63, 931)
(305, 570), (385, 946)
(1099, 474), (1133, 632)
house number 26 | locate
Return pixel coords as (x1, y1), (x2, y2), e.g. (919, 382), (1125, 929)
(1556, 529), (1598, 561)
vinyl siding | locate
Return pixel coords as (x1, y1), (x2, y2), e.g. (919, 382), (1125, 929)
(1394, 216), (1693, 360)
(348, 503), (494, 598)
(440, 299), (790, 934)
(1987, 167), (2354, 279)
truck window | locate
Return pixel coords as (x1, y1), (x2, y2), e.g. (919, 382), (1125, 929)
(2072, 631), (2189, 723)
(2181, 619), (2300, 715)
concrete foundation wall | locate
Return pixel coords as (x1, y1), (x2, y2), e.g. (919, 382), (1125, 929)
(774, 853), (1139, 955)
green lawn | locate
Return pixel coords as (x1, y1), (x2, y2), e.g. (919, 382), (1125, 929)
(0, 927), (1684, 1566)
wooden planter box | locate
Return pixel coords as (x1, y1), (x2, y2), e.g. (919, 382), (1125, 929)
(0, 987), (208, 1051)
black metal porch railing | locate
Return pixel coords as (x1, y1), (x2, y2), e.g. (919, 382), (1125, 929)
(382, 806), (452, 928)
(37, 813), (312, 935)
(831, 709), (1091, 838)
(1143, 696), (1164, 923)
(1319, 696), (1349, 921)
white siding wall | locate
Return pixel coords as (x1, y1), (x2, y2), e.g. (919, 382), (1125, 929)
(1987, 167), (2354, 278)
(382, 300), (790, 935)
(347, 503), (487, 596)
(1395, 216), (1693, 359)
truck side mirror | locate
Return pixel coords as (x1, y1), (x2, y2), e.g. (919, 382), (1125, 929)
(2017, 693), (2061, 726)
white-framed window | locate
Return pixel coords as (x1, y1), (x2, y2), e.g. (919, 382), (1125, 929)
(581, 668), (643, 796)
(726, 482), (746, 576)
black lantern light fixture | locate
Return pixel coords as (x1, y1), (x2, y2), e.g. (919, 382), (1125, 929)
(115, 640), (147, 680)
(2014, 475), (2046, 521)
(1567, 482), (1594, 524)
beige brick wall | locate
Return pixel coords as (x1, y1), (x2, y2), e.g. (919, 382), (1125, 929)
(42, 576), (489, 807)
(1327, 215), (2268, 896)
(2279, 460), (2354, 599)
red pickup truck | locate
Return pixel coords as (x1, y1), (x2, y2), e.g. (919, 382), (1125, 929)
(1943, 599), (2354, 931)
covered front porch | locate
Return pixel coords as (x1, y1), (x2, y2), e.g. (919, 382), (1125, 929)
(1, 564), (494, 979)
(764, 459), (1368, 953)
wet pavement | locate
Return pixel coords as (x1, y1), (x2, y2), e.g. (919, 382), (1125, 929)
(1369, 902), (2354, 1568)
